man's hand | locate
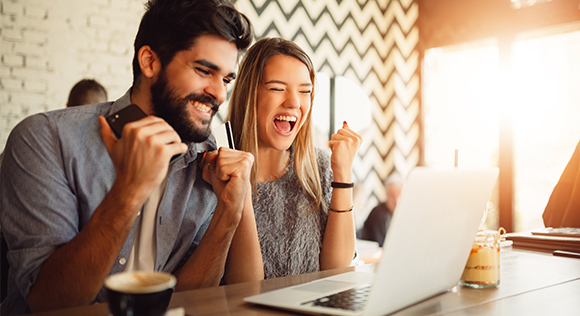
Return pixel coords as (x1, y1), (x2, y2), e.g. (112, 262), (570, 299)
(173, 148), (255, 290)
(27, 116), (188, 312)
(98, 116), (188, 206)
(201, 148), (254, 224)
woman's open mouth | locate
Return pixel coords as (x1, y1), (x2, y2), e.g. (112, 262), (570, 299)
(273, 115), (297, 134)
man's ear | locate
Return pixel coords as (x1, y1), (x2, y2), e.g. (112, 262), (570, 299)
(138, 45), (161, 79)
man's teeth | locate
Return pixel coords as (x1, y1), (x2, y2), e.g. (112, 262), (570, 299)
(275, 115), (297, 122)
(192, 101), (211, 113)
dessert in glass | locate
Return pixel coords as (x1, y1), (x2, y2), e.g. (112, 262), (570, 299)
(460, 229), (501, 288)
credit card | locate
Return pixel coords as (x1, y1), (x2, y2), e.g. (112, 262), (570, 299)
(212, 121), (235, 149)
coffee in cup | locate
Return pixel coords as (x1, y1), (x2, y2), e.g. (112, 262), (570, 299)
(105, 271), (176, 316)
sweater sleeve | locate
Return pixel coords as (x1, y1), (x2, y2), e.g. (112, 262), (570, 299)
(315, 147), (333, 208)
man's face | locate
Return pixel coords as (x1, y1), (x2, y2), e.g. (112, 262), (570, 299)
(150, 35), (238, 143)
(386, 185), (402, 212)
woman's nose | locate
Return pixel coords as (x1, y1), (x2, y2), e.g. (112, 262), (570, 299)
(283, 91), (301, 109)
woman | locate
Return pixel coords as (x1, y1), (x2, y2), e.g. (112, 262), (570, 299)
(227, 37), (362, 278)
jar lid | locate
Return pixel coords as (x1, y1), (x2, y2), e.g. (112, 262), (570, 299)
(475, 230), (500, 243)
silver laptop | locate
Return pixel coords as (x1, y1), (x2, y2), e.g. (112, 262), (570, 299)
(244, 167), (499, 316)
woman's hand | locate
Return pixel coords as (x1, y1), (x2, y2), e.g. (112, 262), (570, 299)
(328, 121), (362, 182)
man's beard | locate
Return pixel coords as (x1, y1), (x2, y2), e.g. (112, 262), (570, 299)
(150, 69), (219, 143)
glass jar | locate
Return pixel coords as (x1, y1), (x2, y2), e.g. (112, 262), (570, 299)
(459, 230), (501, 288)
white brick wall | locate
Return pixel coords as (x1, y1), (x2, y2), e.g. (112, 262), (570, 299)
(0, 0), (145, 150)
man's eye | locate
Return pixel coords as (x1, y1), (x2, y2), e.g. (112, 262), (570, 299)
(223, 78), (233, 85)
(196, 68), (210, 75)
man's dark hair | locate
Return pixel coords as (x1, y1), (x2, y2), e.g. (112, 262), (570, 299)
(132, 0), (253, 87)
(67, 79), (108, 107)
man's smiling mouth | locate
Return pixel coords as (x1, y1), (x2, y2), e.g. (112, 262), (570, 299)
(191, 100), (212, 114)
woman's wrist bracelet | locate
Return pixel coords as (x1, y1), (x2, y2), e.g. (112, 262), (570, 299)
(331, 182), (354, 189)
(329, 206), (354, 213)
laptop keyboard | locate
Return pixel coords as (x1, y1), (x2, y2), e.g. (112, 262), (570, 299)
(301, 285), (371, 312)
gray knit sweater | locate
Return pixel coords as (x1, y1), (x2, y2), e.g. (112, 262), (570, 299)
(254, 147), (333, 279)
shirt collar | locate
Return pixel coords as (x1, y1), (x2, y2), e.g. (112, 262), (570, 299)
(108, 88), (133, 116)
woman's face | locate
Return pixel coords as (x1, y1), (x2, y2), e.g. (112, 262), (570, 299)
(256, 54), (312, 151)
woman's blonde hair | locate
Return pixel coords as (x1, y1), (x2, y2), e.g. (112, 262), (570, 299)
(227, 37), (326, 213)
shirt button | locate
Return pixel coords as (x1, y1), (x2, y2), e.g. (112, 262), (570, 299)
(119, 258), (126, 265)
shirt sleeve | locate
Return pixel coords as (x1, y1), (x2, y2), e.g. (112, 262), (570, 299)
(172, 203), (215, 274)
(1, 113), (81, 301)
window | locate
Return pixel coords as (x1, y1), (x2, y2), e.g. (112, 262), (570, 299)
(511, 26), (580, 231)
(422, 24), (580, 231)
(423, 40), (501, 229)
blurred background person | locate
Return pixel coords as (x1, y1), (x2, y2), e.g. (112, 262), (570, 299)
(66, 79), (108, 107)
(359, 174), (403, 247)
(543, 139), (580, 228)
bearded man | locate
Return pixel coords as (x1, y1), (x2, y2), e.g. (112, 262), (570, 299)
(0, 1), (263, 314)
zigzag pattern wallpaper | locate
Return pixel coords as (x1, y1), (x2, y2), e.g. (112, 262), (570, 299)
(236, 0), (420, 225)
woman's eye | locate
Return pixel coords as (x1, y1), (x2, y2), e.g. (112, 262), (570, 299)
(269, 87), (283, 92)
(300, 90), (312, 94)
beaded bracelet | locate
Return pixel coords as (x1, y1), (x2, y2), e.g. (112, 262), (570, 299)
(331, 182), (354, 189)
(329, 206), (354, 213)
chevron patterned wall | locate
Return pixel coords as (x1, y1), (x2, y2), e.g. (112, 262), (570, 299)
(236, 0), (420, 227)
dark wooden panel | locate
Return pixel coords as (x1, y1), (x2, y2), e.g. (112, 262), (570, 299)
(418, 0), (580, 51)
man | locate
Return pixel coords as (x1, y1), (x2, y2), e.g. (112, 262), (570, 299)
(360, 174), (403, 247)
(543, 139), (580, 228)
(0, 0), (263, 314)
(66, 79), (108, 107)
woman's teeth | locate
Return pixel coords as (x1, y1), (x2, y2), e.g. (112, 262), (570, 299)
(192, 100), (211, 113)
(274, 115), (297, 122)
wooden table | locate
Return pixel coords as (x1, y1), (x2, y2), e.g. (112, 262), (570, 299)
(28, 246), (580, 316)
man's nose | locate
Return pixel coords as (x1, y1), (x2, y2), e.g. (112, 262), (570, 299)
(204, 77), (227, 104)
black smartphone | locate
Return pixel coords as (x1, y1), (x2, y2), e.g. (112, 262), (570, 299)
(105, 104), (183, 163)
(105, 103), (147, 139)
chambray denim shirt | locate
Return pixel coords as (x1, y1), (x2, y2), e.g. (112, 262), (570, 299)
(0, 90), (217, 315)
